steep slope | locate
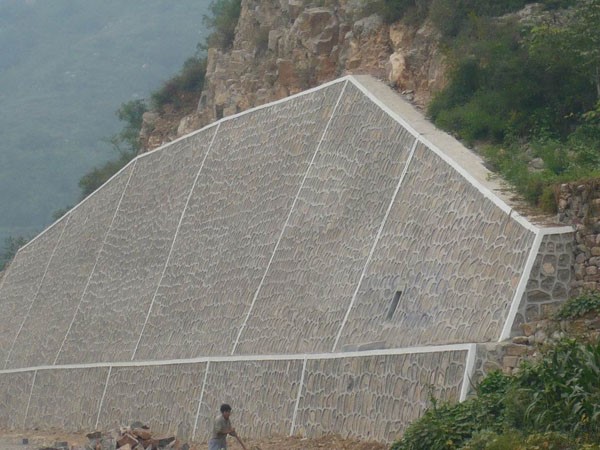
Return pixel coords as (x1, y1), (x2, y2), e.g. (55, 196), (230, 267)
(142, 0), (445, 149)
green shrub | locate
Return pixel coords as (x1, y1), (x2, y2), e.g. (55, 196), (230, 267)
(427, 0), (599, 211)
(114, 99), (147, 152)
(434, 91), (508, 144)
(151, 57), (206, 110)
(459, 430), (523, 450)
(462, 430), (578, 450)
(506, 340), (600, 437)
(78, 155), (132, 199)
(77, 98), (148, 199)
(202, 0), (242, 50)
(391, 339), (600, 449)
(480, 133), (600, 211)
(254, 27), (270, 55)
(359, 0), (428, 24)
(429, 0), (575, 39)
(0, 235), (28, 271)
(555, 292), (600, 320)
(391, 373), (510, 450)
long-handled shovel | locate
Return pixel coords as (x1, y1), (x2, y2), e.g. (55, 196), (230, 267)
(233, 434), (248, 450)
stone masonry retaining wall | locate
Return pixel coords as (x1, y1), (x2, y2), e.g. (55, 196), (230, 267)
(558, 182), (600, 293)
(0, 348), (472, 443)
(513, 232), (574, 333)
(0, 76), (574, 441)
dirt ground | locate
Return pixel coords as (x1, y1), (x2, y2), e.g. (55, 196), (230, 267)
(0, 430), (388, 450)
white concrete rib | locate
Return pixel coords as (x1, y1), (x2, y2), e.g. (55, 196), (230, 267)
(95, 366), (112, 429)
(459, 344), (478, 401)
(131, 123), (221, 360)
(22, 369), (37, 428)
(290, 356), (308, 436)
(192, 360), (211, 441)
(499, 231), (545, 341)
(4, 214), (70, 369)
(332, 137), (418, 352)
(1, 343), (475, 375)
(230, 80), (350, 355)
(53, 159), (138, 365)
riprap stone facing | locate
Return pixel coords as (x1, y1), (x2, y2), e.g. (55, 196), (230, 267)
(294, 351), (467, 442)
(97, 363), (207, 438)
(0, 76), (575, 443)
(26, 367), (108, 431)
(0, 371), (33, 429)
(6, 164), (134, 369)
(56, 131), (215, 364)
(234, 83), (416, 354)
(337, 143), (536, 348)
(197, 359), (304, 440)
(514, 232), (574, 330)
(134, 83), (344, 360)
(0, 218), (67, 366)
(0, 349), (471, 443)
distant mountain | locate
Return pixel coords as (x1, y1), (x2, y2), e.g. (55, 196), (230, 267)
(0, 0), (210, 242)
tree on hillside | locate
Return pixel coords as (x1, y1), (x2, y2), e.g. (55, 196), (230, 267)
(572, 0), (600, 99)
(78, 99), (147, 199)
(530, 0), (600, 101)
(113, 99), (147, 155)
(201, 0), (242, 50)
(0, 235), (28, 271)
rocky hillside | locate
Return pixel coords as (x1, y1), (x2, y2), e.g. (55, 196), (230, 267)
(141, 0), (446, 150)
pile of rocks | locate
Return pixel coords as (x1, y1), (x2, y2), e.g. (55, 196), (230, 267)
(85, 424), (189, 450)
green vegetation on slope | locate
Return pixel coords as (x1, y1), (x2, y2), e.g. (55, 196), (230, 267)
(77, 99), (147, 199)
(201, 0), (242, 50)
(426, 0), (600, 210)
(361, 0), (599, 211)
(0, 236), (28, 271)
(392, 294), (600, 449)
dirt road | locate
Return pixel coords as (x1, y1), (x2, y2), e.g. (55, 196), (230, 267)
(0, 431), (388, 450)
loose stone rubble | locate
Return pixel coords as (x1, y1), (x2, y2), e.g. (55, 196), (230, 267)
(40, 424), (191, 450)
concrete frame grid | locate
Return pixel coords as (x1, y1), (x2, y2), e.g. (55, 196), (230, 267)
(0, 75), (574, 442)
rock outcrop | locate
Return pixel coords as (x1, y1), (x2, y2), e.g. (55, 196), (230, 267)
(195, 0), (445, 126)
(143, 0), (446, 151)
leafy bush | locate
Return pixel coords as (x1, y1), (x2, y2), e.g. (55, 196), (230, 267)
(151, 57), (206, 111)
(391, 339), (600, 449)
(427, 0), (600, 210)
(0, 235), (28, 271)
(254, 27), (270, 55)
(78, 155), (133, 199)
(429, 0), (575, 39)
(78, 98), (148, 199)
(113, 99), (147, 152)
(462, 431), (578, 450)
(359, 0), (428, 24)
(555, 292), (600, 320)
(202, 0), (242, 50)
(391, 372), (510, 450)
(508, 340), (600, 436)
